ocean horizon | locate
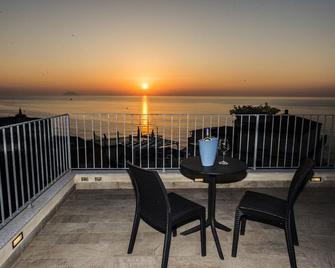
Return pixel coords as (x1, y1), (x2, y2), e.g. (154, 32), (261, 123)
(1, 95), (335, 118)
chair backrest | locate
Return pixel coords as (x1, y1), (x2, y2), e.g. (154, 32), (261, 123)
(287, 159), (314, 208)
(127, 161), (170, 228)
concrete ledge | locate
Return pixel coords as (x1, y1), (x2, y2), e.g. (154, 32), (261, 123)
(0, 172), (75, 268)
(73, 169), (335, 189)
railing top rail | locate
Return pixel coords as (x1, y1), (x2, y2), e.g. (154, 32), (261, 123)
(69, 112), (334, 116)
(0, 114), (69, 130)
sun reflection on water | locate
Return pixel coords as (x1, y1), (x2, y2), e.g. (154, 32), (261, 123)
(141, 95), (149, 134)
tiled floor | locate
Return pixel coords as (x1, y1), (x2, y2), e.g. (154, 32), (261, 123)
(13, 187), (335, 268)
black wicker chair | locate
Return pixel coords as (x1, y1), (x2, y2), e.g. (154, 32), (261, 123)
(231, 159), (314, 268)
(127, 162), (206, 268)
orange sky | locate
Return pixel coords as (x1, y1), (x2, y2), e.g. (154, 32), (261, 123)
(0, 1), (334, 96)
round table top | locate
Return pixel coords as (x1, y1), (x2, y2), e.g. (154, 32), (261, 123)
(180, 156), (247, 183)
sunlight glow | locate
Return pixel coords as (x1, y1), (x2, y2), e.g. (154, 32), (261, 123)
(141, 82), (149, 90)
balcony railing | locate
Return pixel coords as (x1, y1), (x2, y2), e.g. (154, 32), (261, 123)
(0, 114), (71, 229)
(69, 113), (335, 170)
(0, 113), (334, 229)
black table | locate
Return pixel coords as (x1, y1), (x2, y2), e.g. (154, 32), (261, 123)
(180, 156), (247, 260)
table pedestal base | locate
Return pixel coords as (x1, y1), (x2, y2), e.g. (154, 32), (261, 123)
(181, 178), (230, 260)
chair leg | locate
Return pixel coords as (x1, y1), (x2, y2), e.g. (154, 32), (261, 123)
(291, 212), (299, 246)
(231, 209), (242, 257)
(162, 229), (172, 268)
(240, 217), (246, 235)
(285, 220), (297, 268)
(200, 215), (206, 257)
(173, 229), (177, 237)
(127, 211), (140, 254)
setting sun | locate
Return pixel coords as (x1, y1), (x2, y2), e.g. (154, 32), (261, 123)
(141, 82), (149, 90)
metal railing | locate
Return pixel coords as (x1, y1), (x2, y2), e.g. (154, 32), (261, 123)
(0, 114), (71, 229)
(69, 113), (335, 170)
(1, 112), (334, 229)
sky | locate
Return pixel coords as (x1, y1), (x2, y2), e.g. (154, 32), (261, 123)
(0, 0), (334, 96)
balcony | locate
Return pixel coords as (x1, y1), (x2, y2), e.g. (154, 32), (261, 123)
(0, 114), (334, 267)
(9, 188), (335, 267)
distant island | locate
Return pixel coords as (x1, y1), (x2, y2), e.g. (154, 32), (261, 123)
(63, 91), (79, 96)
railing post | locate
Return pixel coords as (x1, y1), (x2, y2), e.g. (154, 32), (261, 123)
(66, 115), (72, 169)
(253, 115), (259, 171)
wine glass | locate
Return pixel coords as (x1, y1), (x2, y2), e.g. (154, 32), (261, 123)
(218, 138), (230, 165)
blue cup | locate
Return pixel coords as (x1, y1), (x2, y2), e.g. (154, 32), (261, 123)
(199, 137), (218, 166)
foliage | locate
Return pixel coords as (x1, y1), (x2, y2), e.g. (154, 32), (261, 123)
(229, 103), (280, 115)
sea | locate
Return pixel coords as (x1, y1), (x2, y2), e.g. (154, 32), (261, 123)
(0, 96), (334, 118)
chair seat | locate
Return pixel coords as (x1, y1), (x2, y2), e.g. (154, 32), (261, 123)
(238, 191), (288, 223)
(168, 192), (205, 228)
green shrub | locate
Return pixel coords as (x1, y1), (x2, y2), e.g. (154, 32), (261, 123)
(229, 103), (280, 115)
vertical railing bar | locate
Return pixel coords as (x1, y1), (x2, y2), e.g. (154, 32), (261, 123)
(253, 115), (259, 170)
(269, 115), (274, 167)
(47, 119), (52, 184)
(246, 115), (250, 165)
(54, 119), (60, 178)
(298, 115), (305, 165)
(75, 116), (79, 168)
(83, 115), (87, 169)
(61, 116), (68, 172)
(283, 115), (290, 167)
(92, 117), (95, 169)
(51, 119), (57, 180)
(55, 118), (60, 175)
(100, 114), (103, 168)
(131, 114), (134, 165)
(178, 116), (181, 168)
(238, 115), (243, 160)
(145, 114), (150, 168)
(10, 127), (19, 210)
(224, 116), (227, 142)
(313, 115), (319, 161)
(139, 114), (142, 168)
(58, 119), (64, 175)
(56, 118), (62, 175)
(38, 121), (45, 190)
(34, 122), (40, 193)
(155, 116), (157, 168)
(186, 114), (189, 159)
(231, 115), (235, 157)
(28, 123), (36, 195)
(0, 172), (5, 224)
(162, 115), (166, 170)
(217, 114), (220, 138)
(194, 116), (197, 157)
(61, 117), (66, 173)
(290, 116), (297, 168)
(319, 115), (327, 167)
(116, 114), (119, 168)
(23, 124), (31, 203)
(16, 125), (24, 204)
(306, 115), (312, 159)
(202, 115), (204, 139)
(209, 115), (212, 136)
(108, 114), (111, 168)
(43, 120), (49, 185)
(170, 115), (173, 168)
(276, 115), (282, 168)
(2, 129), (12, 217)
(261, 115), (267, 168)
(66, 115), (71, 170)
(146, 114), (150, 168)
(124, 114), (127, 169)
(327, 115), (334, 167)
